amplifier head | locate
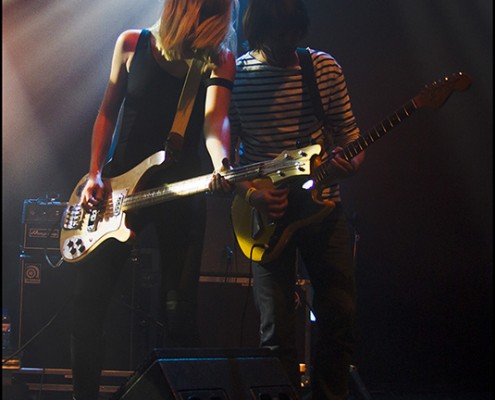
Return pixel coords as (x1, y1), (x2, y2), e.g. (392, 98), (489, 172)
(22, 199), (67, 224)
(22, 199), (68, 251)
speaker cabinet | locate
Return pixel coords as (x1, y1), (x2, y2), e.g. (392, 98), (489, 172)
(111, 348), (299, 400)
(18, 253), (76, 368)
(17, 250), (160, 370)
(17, 249), (311, 374)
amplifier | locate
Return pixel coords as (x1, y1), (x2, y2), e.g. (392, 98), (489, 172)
(22, 199), (67, 252)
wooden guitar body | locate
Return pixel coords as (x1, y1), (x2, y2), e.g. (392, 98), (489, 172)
(231, 176), (336, 264)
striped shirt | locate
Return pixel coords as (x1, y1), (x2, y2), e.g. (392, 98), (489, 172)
(230, 48), (361, 202)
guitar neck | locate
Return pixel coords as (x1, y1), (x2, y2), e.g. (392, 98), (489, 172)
(315, 99), (418, 181)
(122, 174), (212, 211)
(345, 100), (418, 160)
(121, 157), (299, 211)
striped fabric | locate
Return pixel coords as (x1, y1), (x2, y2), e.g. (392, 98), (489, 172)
(229, 48), (361, 201)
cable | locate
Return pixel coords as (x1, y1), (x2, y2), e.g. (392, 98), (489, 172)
(36, 367), (46, 400)
(113, 295), (165, 329)
(2, 292), (74, 365)
(44, 249), (64, 268)
(294, 284), (316, 317)
(223, 245), (233, 283)
(120, 248), (165, 329)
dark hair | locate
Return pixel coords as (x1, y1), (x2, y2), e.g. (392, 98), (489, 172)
(243, 0), (309, 66)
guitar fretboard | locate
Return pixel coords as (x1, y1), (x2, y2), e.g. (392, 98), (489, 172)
(122, 175), (212, 211)
(121, 155), (314, 211)
(313, 100), (418, 183)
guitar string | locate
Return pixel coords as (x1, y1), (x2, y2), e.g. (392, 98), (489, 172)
(67, 76), (462, 231)
(121, 156), (311, 210)
(76, 92), (448, 216)
(313, 102), (416, 182)
(67, 151), (317, 222)
(74, 102), (406, 217)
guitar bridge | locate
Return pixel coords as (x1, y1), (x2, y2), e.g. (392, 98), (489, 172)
(63, 205), (82, 230)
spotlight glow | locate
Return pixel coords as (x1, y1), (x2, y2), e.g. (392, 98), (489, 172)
(302, 179), (314, 190)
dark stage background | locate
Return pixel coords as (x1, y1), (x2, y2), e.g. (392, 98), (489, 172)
(3, 0), (492, 395)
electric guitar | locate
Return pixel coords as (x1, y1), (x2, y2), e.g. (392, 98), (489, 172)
(231, 72), (472, 264)
(60, 144), (322, 263)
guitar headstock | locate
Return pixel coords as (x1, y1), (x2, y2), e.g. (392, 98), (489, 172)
(413, 72), (472, 109)
(269, 144), (321, 184)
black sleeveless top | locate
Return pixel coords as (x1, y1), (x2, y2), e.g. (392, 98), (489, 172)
(108, 29), (207, 179)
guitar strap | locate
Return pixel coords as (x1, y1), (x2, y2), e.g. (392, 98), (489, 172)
(164, 58), (206, 162)
(297, 47), (334, 148)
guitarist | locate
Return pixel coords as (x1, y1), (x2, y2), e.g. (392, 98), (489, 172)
(229, 0), (365, 398)
(71, 1), (238, 399)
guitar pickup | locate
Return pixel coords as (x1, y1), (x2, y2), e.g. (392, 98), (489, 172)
(87, 209), (99, 232)
(113, 193), (124, 216)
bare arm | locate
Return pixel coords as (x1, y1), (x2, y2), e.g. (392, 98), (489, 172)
(204, 49), (237, 193)
(203, 49), (235, 172)
(80, 30), (139, 209)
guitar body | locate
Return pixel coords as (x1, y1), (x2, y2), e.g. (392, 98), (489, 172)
(60, 151), (166, 263)
(231, 177), (336, 264)
(60, 144), (322, 264)
(230, 72), (472, 264)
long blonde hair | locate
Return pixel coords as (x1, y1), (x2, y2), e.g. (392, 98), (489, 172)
(151, 0), (238, 67)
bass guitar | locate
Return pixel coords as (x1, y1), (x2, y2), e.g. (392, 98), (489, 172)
(231, 72), (472, 264)
(60, 144), (322, 263)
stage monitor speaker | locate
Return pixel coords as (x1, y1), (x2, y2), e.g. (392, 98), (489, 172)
(111, 348), (299, 400)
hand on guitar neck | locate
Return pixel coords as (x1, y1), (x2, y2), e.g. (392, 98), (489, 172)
(209, 157), (235, 194)
(327, 146), (364, 181)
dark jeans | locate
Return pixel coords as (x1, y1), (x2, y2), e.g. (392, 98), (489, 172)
(71, 194), (206, 400)
(252, 205), (356, 400)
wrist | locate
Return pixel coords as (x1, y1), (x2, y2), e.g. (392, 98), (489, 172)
(244, 187), (257, 206)
(88, 167), (102, 179)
